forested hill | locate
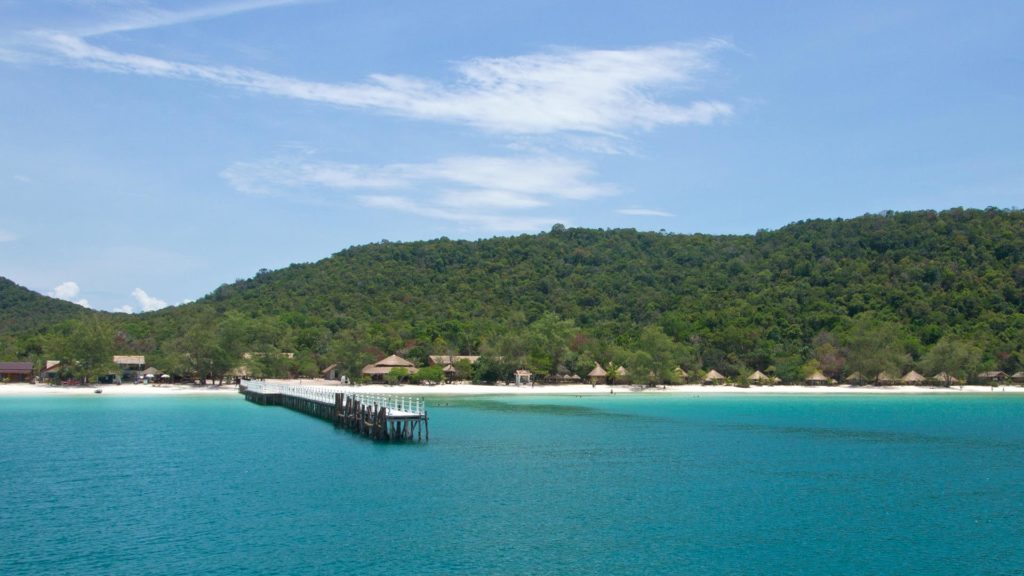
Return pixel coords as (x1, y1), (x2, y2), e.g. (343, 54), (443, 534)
(4, 208), (1024, 381)
(0, 277), (92, 335)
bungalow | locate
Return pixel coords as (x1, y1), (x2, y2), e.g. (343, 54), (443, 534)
(428, 355), (480, 366)
(977, 371), (1009, 383)
(361, 354), (417, 382)
(113, 355), (145, 382)
(703, 369), (726, 385)
(587, 363), (608, 385)
(901, 371), (927, 385)
(747, 370), (770, 384)
(321, 363), (343, 381)
(0, 361), (33, 382)
(514, 369), (532, 386)
(805, 370), (829, 385)
(43, 360), (62, 381)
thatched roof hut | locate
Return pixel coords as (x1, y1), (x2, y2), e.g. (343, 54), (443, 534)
(876, 371), (898, 385)
(805, 370), (828, 384)
(978, 371), (1008, 382)
(674, 366), (688, 380)
(615, 366), (628, 377)
(703, 369), (726, 384)
(428, 355), (480, 366)
(747, 370), (770, 383)
(1012, 372), (1024, 383)
(901, 370), (926, 384)
(588, 363), (607, 378)
(931, 372), (960, 385)
(361, 354), (417, 380)
(845, 371), (865, 384)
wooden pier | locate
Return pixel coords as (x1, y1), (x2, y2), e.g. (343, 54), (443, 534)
(240, 380), (428, 442)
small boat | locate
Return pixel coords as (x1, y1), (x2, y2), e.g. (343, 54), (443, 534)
(94, 389), (103, 394)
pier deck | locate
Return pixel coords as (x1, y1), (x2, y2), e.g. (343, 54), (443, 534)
(241, 380), (428, 442)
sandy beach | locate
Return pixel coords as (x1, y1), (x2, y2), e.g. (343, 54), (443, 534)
(256, 379), (1024, 396)
(0, 383), (241, 396)
(2, 380), (1022, 397)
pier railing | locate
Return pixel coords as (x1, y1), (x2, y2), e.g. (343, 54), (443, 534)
(241, 380), (425, 416)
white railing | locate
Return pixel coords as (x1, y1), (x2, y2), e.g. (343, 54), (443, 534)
(242, 380), (425, 416)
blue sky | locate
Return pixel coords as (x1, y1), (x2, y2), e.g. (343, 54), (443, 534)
(1, 1), (1021, 312)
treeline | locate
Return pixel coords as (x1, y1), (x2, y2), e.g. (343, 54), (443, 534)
(2, 208), (1023, 383)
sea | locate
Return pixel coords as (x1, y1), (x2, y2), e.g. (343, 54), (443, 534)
(1, 393), (1022, 575)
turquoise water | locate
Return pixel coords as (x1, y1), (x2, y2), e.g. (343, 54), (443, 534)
(1, 394), (1023, 575)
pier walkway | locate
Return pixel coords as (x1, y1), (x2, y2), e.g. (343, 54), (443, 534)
(241, 380), (428, 442)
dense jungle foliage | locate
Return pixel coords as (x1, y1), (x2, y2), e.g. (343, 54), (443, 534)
(2, 208), (1024, 384)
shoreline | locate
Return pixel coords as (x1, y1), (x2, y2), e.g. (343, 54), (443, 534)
(2, 380), (1023, 397)
(0, 383), (241, 397)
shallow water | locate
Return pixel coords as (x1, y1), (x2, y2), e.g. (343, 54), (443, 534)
(1, 394), (1022, 575)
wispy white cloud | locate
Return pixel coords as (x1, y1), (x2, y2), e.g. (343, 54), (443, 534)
(115, 304), (134, 314)
(17, 20), (731, 138)
(78, 0), (309, 37)
(221, 153), (604, 232)
(617, 208), (675, 217)
(131, 287), (168, 312)
(357, 195), (563, 232)
(0, 228), (16, 242)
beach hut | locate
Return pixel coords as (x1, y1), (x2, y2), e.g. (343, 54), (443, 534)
(875, 371), (898, 385)
(977, 371), (1008, 383)
(930, 372), (960, 386)
(320, 363), (343, 380)
(845, 371), (866, 385)
(703, 369), (726, 385)
(428, 355), (481, 366)
(747, 370), (770, 384)
(805, 370), (828, 385)
(361, 354), (417, 382)
(674, 367), (688, 383)
(0, 361), (33, 382)
(514, 369), (532, 386)
(442, 363), (458, 382)
(1012, 372), (1024, 384)
(587, 363), (608, 385)
(901, 370), (926, 385)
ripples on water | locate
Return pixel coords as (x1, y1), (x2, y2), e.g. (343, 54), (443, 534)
(1, 394), (1022, 575)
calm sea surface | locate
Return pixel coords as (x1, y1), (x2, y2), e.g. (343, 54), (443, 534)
(1, 393), (1022, 575)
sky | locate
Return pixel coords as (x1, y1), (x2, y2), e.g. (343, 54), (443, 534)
(1, 1), (1022, 312)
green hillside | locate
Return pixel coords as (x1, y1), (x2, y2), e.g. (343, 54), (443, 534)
(4, 208), (1024, 383)
(0, 277), (92, 336)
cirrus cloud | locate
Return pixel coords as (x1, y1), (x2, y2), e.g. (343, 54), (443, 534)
(14, 22), (732, 139)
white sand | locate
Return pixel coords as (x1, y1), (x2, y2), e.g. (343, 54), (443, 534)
(0, 383), (240, 396)
(259, 379), (1024, 396)
(2, 380), (1021, 397)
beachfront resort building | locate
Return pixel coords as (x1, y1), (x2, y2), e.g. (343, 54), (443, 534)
(0, 361), (34, 382)
(113, 355), (146, 382)
(514, 369), (532, 386)
(428, 355), (480, 366)
(361, 354), (417, 382)
(587, 363), (608, 385)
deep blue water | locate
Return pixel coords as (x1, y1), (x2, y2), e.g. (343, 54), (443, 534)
(1, 393), (1023, 575)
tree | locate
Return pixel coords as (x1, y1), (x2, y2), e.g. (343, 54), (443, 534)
(921, 336), (982, 386)
(411, 365), (444, 384)
(385, 367), (408, 385)
(842, 313), (911, 380)
(64, 318), (115, 383)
